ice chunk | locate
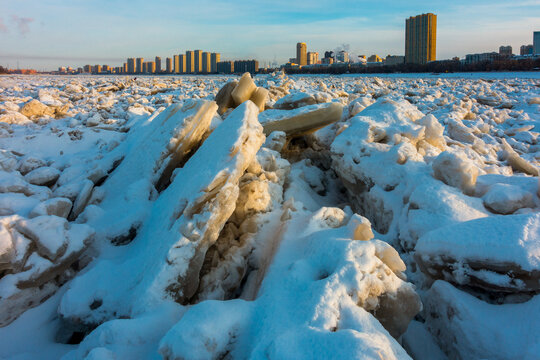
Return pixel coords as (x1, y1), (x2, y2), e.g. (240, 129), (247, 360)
(418, 114), (446, 150)
(19, 100), (54, 119)
(415, 213), (540, 293)
(501, 138), (539, 176)
(24, 166), (60, 187)
(432, 151), (478, 194)
(263, 131), (287, 152)
(259, 102), (343, 137)
(214, 80), (237, 115)
(347, 214), (374, 241)
(483, 183), (534, 214)
(249, 87), (268, 112)
(231, 72), (257, 106)
(15, 215), (68, 261)
(424, 280), (540, 360)
(0, 111), (31, 125)
(273, 92), (317, 110)
(29, 197), (72, 218)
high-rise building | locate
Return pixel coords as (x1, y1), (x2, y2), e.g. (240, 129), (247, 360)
(405, 13), (437, 64)
(520, 44), (533, 56)
(217, 61), (234, 74)
(202, 52), (211, 73)
(194, 50), (203, 73)
(166, 57), (172, 73)
(93, 65), (102, 74)
(337, 51), (349, 63)
(211, 53), (220, 73)
(142, 62), (147, 74)
(148, 61), (156, 73)
(296, 42), (307, 66)
(499, 46), (512, 56)
(136, 58), (144, 74)
(534, 31), (540, 55)
(178, 54), (186, 74)
(83, 65), (92, 73)
(123, 63), (128, 73)
(174, 55), (180, 74)
(186, 51), (195, 73)
(127, 58), (136, 74)
(233, 60), (259, 74)
(307, 52), (319, 65)
(155, 57), (162, 73)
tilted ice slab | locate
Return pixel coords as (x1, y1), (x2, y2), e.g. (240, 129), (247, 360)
(259, 102), (343, 137)
(424, 280), (540, 360)
(81, 99), (218, 244)
(415, 212), (540, 292)
(59, 101), (264, 327)
(159, 209), (421, 360)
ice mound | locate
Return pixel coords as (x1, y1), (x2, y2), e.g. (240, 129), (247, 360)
(215, 73), (268, 114)
(159, 211), (420, 360)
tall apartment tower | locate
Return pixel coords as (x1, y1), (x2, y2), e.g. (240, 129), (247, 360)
(136, 58), (144, 74)
(178, 54), (186, 74)
(211, 53), (220, 73)
(194, 50), (203, 73)
(202, 52), (211, 73)
(186, 51), (195, 74)
(155, 57), (162, 73)
(296, 42), (307, 66)
(127, 58), (136, 74)
(534, 31), (540, 55)
(166, 57), (172, 73)
(499, 46), (512, 56)
(405, 13), (437, 64)
(174, 55), (180, 74)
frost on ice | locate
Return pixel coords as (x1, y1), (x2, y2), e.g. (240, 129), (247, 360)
(0, 72), (539, 359)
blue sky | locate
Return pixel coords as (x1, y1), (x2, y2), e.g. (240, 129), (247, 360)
(0, 0), (538, 70)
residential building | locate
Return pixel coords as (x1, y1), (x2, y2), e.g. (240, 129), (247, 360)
(296, 42), (307, 66)
(385, 55), (405, 66)
(499, 46), (512, 56)
(234, 60), (258, 74)
(174, 55), (180, 74)
(520, 44), (534, 56)
(337, 51), (349, 63)
(83, 65), (92, 73)
(202, 52), (211, 73)
(166, 57), (172, 73)
(194, 50), (203, 73)
(127, 58), (136, 74)
(178, 54), (186, 74)
(307, 52), (319, 65)
(535, 31), (540, 55)
(211, 53), (220, 73)
(368, 54), (382, 63)
(405, 13), (437, 64)
(465, 52), (501, 64)
(186, 50), (195, 73)
(155, 57), (161, 73)
(136, 58), (144, 74)
(217, 61), (234, 74)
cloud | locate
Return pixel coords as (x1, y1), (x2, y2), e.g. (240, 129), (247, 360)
(0, 18), (7, 33)
(11, 15), (34, 35)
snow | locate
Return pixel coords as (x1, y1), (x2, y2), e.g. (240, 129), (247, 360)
(0, 72), (539, 359)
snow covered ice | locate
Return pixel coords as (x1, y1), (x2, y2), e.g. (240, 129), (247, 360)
(0, 71), (539, 359)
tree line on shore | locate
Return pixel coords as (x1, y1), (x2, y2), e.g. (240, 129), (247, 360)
(280, 57), (540, 75)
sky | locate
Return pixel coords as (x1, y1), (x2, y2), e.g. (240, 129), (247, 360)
(0, 0), (539, 70)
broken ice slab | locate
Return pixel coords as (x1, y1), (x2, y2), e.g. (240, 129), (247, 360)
(259, 102), (343, 137)
(415, 212), (540, 293)
(424, 280), (540, 360)
(58, 101), (264, 329)
(84, 99), (218, 244)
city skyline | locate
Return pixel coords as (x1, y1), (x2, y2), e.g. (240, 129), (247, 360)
(0, 0), (539, 70)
